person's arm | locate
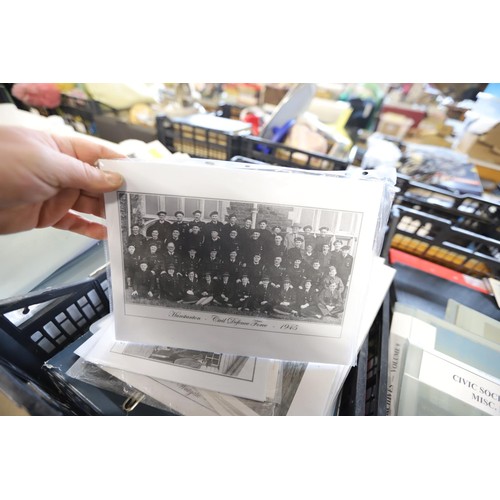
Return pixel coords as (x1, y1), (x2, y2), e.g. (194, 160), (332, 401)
(0, 126), (125, 238)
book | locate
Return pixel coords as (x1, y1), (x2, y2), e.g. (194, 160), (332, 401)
(394, 303), (500, 379)
(445, 299), (500, 344)
(386, 310), (435, 416)
(398, 331), (499, 416)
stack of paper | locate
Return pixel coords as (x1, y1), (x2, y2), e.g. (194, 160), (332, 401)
(63, 157), (396, 415)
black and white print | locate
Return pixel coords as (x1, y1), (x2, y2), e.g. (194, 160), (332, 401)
(102, 158), (386, 364)
(119, 192), (360, 325)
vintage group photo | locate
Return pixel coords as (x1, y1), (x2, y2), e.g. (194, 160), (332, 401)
(119, 192), (361, 325)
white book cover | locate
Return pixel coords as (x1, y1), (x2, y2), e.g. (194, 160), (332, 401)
(386, 311), (435, 416)
(398, 338), (500, 416)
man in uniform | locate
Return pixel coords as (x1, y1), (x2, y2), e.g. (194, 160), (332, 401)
(164, 241), (181, 273)
(305, 259), (325, 293)
(171, 210), (188, 239)
(273, 276), (298, 316)
(330, 239), (344, 270)
(337, 245), (353, 290)
(265, 255), (286, 290)
(131, 261), (154, 299)
(296, 278), (322, 319)
(221, 228), (240, 259)
(317, 243), (332, 272)
(284, 222), (301, 250)
(213, 271), (235, 308)
(202, 249), (222, 280)
(145, 244), (165, 295)
(126, 224), (147, 258)
(238, 217), (254, 245)
(245, 229), (264, 264)
(196, 272), (216, 307)
(252, 275), (275, 315)
(322, 265), (345, 296)
(318, 281), (344, 318)
(285, 236), (305, 267)
(202, 229), (223, 258)
(184, 223), (204, 253)
(303, 225), (316, 250)
(221, 250), (243, 282)
(315, 226), (332, 252)
(221, 213), (239, 240)
(124, 244), (140, 288)
(146, 229), (164, 255)
(245, 253), (265, 285)
(179, 270), (200, 304)
(257, 219), (274, 254)
(166, 228), (184, 255)
(182, 248), (201, 277)
(204, 211), (224, 237)
(159, 263), (183, 302)
(301, 243), (317, 271)
(266, 233), (287, 266)
(147, 211), (171, 242)
(235, 274), (253, 311)
(287, 258), (306, 289)
(188, 210), (205, 233)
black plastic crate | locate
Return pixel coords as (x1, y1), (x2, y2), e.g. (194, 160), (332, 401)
(56, 95), (117, 135)
(0, 270), (110, 381)
(156, 113), (251, 160)
(395, 174), (500, 239)
(240, 135), (350, 171)
(385, 205), (500, 279)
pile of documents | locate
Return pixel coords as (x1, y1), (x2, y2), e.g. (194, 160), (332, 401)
(57, 156), (396, 415)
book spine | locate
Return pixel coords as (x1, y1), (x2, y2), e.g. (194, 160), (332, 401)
(386, 312), (411, 416)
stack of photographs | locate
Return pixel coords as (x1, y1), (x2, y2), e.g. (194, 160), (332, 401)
(66, 157), (395, 415)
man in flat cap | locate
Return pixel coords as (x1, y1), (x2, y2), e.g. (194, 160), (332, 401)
(222, 213), (239, 240)
(284, 222), (301, 250)
(252, 274), (275, 315)
(171, 210), (188, 239)
(159, 263), (183, 302)
(273, 276), (298, 316)
(213, 271), (235, 308)
(204, 210), (224, 237)
(315, 226), (332, 252)
(126, 224), (147, 259)
(302, 225), (316, 250)
(235, 274), (254, 311)
(188, 209), (205, 233)
(147, 210), (171, 242)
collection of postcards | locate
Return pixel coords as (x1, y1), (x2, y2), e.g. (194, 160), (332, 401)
(72, 158), (396, 415)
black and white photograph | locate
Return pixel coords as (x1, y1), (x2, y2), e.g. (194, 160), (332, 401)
(119, 191), (361, 325)
(102, 158), (387, 364)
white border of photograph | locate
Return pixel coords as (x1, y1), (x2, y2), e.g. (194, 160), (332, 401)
(102, 158), (385, 364)
(79, 318), (272, 401)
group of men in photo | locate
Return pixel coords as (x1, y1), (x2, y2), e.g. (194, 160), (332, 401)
(124, 209), (354, 320)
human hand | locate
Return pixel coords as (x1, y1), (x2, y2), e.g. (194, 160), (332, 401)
(0, 126), (125, 238)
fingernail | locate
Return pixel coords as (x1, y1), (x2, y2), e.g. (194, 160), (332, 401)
(103, 171), (124, 187)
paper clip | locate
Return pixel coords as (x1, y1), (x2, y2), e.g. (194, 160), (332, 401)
(122, 391), (145, 414)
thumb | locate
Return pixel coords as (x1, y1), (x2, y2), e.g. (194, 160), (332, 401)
(49, 133), (125, 192)
(52, 152), (124, 193)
